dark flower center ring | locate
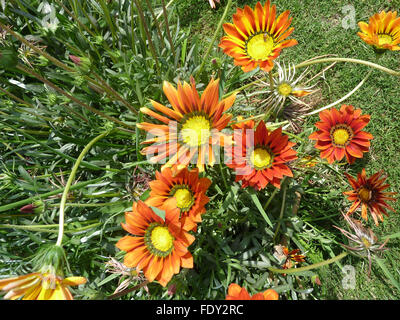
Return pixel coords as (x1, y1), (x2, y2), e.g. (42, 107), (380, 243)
(330, 124), (353, 147)
(144, 222), (175, 257)
(249, 147), (274, 170)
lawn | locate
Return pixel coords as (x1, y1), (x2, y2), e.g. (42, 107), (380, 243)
(0, 0), (399, 300)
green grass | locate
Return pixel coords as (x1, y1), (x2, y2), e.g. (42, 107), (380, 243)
(0, 0), (399, 300)
(177, 0), (400, 299)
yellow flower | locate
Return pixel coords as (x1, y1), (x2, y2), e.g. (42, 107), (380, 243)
(219, 1), (297, 72)
(0, 272), (86, 300)
(358, 11), (400, 53)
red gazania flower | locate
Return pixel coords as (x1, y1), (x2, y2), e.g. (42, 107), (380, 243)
(226, 283), (278, 300)
(309, 105), (373, 164)
(116, 201), (195, 287)
(226, 119), (297, 190)
(145, 167), (211, 231)
(219, 1), (297, 72)
(343, 169), (397, 226)
(138, 77), (235, 172)
(358, 11), (400, 53)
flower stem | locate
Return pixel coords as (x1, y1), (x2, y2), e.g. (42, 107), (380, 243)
(301, 69), (373, 117)
(219, 158), (229, 191)
(295, 57), (400, 76)
(107, 280), (149, 300)
(273, 179), (288, 243)
(133, 0), (161, 77)
(263, 186), (280, 211)
(48, 201), (127, 208)
(268, 71), (275, 91)
(16, 64), (135, 130)
(161, 0), (176, 59)
(55, 130), (113, 246)
(223, 56), (400, 98)
(196, 0), (233, 78)
(0, 176), (109, 213)
(268, 252), (348, 274)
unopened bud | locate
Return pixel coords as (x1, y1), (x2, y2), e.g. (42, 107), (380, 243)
(20, 200), (45, 214)
(69, 55), (91, 74)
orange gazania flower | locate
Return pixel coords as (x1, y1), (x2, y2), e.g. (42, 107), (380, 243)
(282, 247), (305, 269)
(226, 119), (297, 190)
(343, 169), (397, 226)
(145, 167), (211, 231)
(273, 244), (305, 271)
(138, 77), (235, 172)
(116, 201), (195, 287)
(357, 11), (400, 53)
(219, 1), (298, 72)
(309, 105), (373, 164)
(226, 283), (278, 300)
(0, 272), (86, 300)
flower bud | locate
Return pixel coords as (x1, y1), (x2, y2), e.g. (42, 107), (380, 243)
(20, 200), (45, 214)
(69, 54), (91, 74)
(33, 244), (67, 277)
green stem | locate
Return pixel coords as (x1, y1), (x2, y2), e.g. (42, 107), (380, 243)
(1, 120), (120, 173)
(268, 252), (348, 274)
(0, 222), (101, 234)
(90, 72), (138, 115)
(55, 130), (112, 246)
(295, 57), (400, 76)
(0, 176), (110, 213)
(133, 0), (161, 77)
(302, 69), (373, 117)
(16, 64), (135, 130)
(0, 87), (53, 122)
(223, 56), (400, 98)
(268, 71), (274, 91)
(273, 179), (288, 243)
(48, 201), (126, 208)
(196, 0), (233, 78)
(144, 0), (165, 49)
(219, 159), (229, 190)
(0, 22), (75, 73)
(263, 187), (279, 211)
(160, 0), (175, 59)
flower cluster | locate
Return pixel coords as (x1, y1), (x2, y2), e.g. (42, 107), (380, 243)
(2, 0), (397, 301)
(124, 1), (398, 291)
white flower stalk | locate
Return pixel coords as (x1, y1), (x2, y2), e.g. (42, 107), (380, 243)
(334, 214), (388, 277)
(257, 61), (316, 118)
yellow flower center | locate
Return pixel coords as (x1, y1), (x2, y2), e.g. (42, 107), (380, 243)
(251, 148), (272, 169)
(358, 187), (372, 202)
(361, 236), (371, 249)
(278, 83), (293, 96)
(378, 34), (393, 46)
(332, 128), (350, 146)
(246, 33), (274, 60)
(174, 188), (193, 209)
(181, 115), (211, 147)
(150, 226), (174, 252)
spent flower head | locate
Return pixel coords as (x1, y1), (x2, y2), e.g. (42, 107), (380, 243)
(105, 257), (148, 294)
(334, 213), (388, 277)
(255, 61), (316, 118)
